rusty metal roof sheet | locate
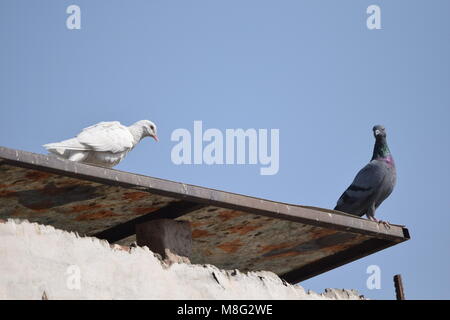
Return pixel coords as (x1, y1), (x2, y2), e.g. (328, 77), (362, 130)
(0, 146), (410, 283)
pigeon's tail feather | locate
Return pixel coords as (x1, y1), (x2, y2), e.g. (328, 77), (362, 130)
(43, 138), (87, 156)
(334, 202), (349, 214)
(333, 190), (365, 217)
(43, 143), (65, 156)
(334, 204), (363, 217)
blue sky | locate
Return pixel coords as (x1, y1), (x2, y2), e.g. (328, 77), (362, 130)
(1, 1), (449, 299)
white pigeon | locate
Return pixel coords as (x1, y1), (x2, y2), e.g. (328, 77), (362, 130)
(43, 120), (158, 168)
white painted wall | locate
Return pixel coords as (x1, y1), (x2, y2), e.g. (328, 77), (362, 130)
(0, 219), (364, 300)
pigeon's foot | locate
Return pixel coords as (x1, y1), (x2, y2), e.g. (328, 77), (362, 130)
(367, 216), (391, 229)
(378, 220), (391, 229)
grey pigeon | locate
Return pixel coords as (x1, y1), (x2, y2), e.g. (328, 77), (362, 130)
(334, 125), (396, 224)
(43, 120), (158, 168)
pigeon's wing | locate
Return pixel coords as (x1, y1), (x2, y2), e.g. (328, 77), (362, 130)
(75, 121), (134, 153)
(335, 160), (386, 213)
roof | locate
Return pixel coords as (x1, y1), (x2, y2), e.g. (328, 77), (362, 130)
(0, 146), (410, 283)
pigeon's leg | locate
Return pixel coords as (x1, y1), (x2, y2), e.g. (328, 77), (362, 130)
(68, 152), (88, 163)
(366, 206), (377, 222)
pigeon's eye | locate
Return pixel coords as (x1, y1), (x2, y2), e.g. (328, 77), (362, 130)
(150, 125), (154, 131)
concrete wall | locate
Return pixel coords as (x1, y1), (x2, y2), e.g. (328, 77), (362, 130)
(0, 219), (364, 300)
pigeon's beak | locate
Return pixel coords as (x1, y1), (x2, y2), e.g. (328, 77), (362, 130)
(152, 135), (159, 142)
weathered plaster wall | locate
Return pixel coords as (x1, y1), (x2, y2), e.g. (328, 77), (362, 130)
(0, 219), (364, 300)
